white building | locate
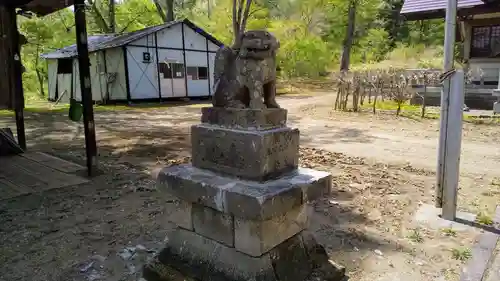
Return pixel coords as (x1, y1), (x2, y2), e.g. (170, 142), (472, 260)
(41, 19), (223, 104)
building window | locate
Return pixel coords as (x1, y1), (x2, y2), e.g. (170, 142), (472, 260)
(158, 62), (184, 79)
(57, 58), (73, 74)
(172, 63), (185, 78)
(471, 25), (500, 58)
(187, 67), (198, 80)
(158, 63), (172, 79)
(198, 67), (208, 80)
(186, 66), (208, 80)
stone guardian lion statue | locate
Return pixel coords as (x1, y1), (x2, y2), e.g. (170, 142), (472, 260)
(212, 30), (281, 109)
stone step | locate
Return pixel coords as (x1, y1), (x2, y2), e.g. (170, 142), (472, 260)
(143, 228), (346, 281)
(156, 164), (331, 221)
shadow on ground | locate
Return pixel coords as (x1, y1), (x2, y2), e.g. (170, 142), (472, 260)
(0, 108), (414, 281)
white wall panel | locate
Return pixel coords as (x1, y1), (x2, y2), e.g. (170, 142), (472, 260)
(183, 24), (207, 51)
(104, 48), (128, 100)
(156, 24), (183, 48)
(126, 46), (160, 99)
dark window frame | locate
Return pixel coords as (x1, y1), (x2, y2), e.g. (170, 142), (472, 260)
(57, 58), (73, 74)
(187, 66), (199, 80)
(198, 66), (208, 80)
(471, 25), (500, 58)
(158, 62), (184, 79)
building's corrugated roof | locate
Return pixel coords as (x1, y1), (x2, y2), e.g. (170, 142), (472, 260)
(401, 0), (485, 15)
(1, 0), (74, 16)
(42, 35), (117, 59)
(41, 19), (223, 59)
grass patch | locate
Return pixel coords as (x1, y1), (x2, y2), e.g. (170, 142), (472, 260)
(476, 212), (494, 225)
(407, 228), (424, 243)
(361, 100), (420, 112)
(0, 103), (70, 116)
(441, 228), (457, 237)
(451, 248), (472, 262)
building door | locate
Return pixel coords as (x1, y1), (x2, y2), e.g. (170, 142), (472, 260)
(158, 61), (186, 98)
(56, 58), (73, 103)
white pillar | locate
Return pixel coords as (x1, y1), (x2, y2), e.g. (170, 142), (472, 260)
(436, 0), (457, 211)
(442, 70), (464, 220)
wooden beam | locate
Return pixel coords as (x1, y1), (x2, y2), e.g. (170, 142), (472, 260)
(465, 17), (500, 26)
(73, 0), (98, 176)
(0, 5), (14, 110)
(0, 4), (26, 150)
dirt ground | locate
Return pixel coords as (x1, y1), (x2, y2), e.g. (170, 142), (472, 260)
(0, 91), (499, 281)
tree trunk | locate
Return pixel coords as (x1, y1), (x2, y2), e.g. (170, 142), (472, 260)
(34, 41), (45, 98)
(153, 0), (167, 22)
(340, 0), (356, 71)
(109, 0), (116, 33)
(232, 0), (252, 48)
(166, 0), (174, 22)
(421, 86), (427, 118)
(207, 0), (212, 18)
(87, 0), (111, 33)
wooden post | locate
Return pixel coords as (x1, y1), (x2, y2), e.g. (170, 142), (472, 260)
(74, 0), (98, 176)
(0, 5), (26, 150)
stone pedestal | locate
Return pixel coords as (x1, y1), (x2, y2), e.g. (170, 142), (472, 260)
(144, 108), (346, 281)
(494, 102), (500, 115)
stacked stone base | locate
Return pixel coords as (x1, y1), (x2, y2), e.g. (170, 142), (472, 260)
(144, 229), (345, 281)
(143, 108), (346, 281)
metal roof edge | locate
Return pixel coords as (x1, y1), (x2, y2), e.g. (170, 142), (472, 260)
(40, 18), (223, 59)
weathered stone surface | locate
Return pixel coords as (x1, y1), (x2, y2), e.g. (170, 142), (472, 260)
(163, 198), (193, 230)
(300, 232), (347, 281)
(201, 107), (287, 130)
(156, 228), (278, 281)
(234, 205), (309, 257)
(192, 204), (234, 247)
(156, 164), (331, 220)
(191, 124), (299, 181)
(143, 228), (347, 281)
(270, 234), (313, 281)
(212, 30), (280, 109)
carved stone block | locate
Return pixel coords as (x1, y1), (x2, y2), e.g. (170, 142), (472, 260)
(191, 124), (299, 181)
(234, 204), (309, 257)
(201, 107), (287, 130)
(192, 204), (234, 247)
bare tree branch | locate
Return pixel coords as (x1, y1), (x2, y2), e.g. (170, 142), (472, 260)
(239, 0), (253, 39)
(236, 0), (244, 27)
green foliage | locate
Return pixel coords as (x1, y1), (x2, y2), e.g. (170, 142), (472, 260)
(451, 248), (472, 262)
(15, 0), (447, 102)
(476, 212), (494, 225)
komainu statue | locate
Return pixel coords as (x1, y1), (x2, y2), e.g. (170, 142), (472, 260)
(212, 30), (281, 109)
